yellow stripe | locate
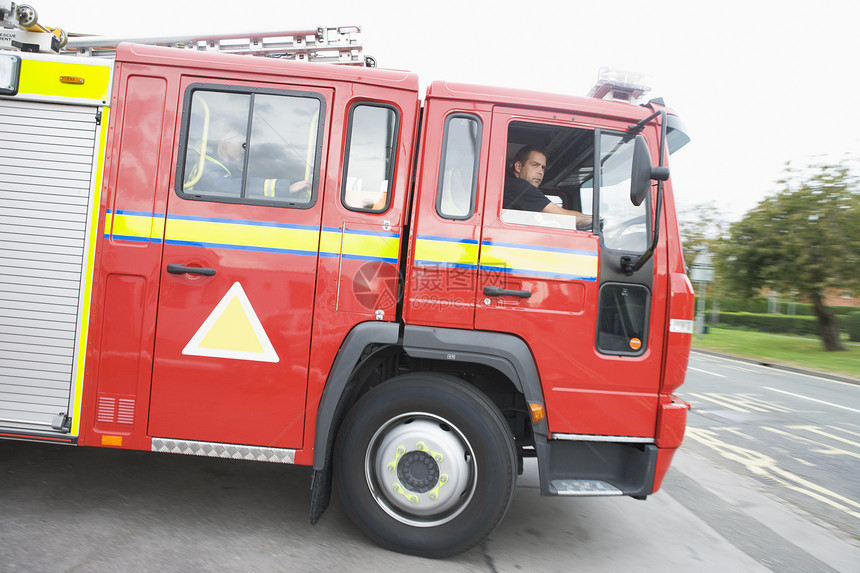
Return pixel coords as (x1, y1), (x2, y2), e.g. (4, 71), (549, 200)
(71, 106), (110, 437)
(320, 230), (343, 255)
(414, 238), (478, 266)
(481, 244), (598, 279)
(111, 212), (158, 241)
(18, 58), (111, 101)
(165, 218), (320, 253)
(341, 233), (400, 261)
(108, 216), (399, 261)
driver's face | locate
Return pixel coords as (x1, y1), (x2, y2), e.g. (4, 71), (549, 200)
(218, 132), (244, 163)
(515, 151), (546, 187)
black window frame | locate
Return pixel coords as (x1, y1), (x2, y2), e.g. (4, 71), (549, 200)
(595, 282), (651, 356)
(340, 102), (400, 214)
(436, 113), (482, 220)
(174, 82), (326, 210)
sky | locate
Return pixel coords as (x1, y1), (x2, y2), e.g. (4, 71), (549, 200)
(27, 0), (860, 221)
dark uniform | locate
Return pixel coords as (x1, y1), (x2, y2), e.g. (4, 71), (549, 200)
(503, 176), (550, 211)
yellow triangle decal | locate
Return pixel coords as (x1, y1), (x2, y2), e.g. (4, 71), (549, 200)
(198, 297), (264, 353)
(182, 282), (279, 363)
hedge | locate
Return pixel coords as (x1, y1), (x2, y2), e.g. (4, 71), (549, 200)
(846, 312), (860, 342)
(706, 297), (858, 317)
(716, 312), (819, 336)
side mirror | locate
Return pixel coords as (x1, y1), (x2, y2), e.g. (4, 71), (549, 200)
(630, 134), (669, 206)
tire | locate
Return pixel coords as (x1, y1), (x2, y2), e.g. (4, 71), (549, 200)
(334, 373), (517, 558)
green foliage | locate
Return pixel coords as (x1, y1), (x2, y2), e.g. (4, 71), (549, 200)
(712, 297), (858, 316)
(708, 297), (860, 320)
(846, 312), (860, 342)
(712, 297), (769, 313)
(692, 327), (860, 380)
(718, 161), (860, 300)
(716, 312), (819, 336)
(716, 159), (859, 350)
(677, 201), (729, 269)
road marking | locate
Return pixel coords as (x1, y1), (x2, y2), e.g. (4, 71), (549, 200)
(686, 427), (860, 520)
(831, 426), (860, 439)
(761, 426), (860, 460)
(790, 425), (860, 451)
(764, 387), (860, 414)
(687, 393), (792, 413)
(688, 367), (725, 377)
(693, 353), (859, 386)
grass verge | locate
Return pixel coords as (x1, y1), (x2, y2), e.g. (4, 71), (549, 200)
(691, 326), (860, 380)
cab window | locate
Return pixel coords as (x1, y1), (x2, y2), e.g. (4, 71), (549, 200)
(501, 121), (593, 230)
(176, 85), (324, 208)
(437, 114), (481, 219)
(597, 132), (648, 253)
(342, 103), (399, 213)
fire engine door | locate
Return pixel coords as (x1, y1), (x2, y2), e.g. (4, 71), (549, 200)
(476, 112), (664, 438)
(148, 83), (331, 449)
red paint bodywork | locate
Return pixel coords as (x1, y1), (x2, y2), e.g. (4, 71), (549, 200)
(77, 44), (693, 492)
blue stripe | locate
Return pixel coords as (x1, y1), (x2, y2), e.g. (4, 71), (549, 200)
(107, 234), (164, 244)
(417, 234), (479, 245)
(482, 240), (597, 257)
(414, 260), (478, 270)
(341, 228), (400, 239)
(479, 264), (597, 281)
(166, 213), (319, 232)
(321, 227), (400, 239)
(341, 253), (398, 264)
(111, 209), (166, 218)
(163, 239), (317, 256)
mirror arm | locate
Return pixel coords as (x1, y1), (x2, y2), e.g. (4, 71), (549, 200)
(628, 110), (668, 275)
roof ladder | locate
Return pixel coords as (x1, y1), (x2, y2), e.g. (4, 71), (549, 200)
(63, 26), (373, 65)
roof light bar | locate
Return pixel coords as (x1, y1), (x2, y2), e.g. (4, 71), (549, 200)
(588, 67), (652, 103)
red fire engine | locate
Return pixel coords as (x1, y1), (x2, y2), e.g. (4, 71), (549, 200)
(0, 4), (693, 557)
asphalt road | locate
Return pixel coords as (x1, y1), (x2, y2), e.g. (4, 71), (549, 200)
(1, 353), (859, 572)
(679, 352), (860, 541)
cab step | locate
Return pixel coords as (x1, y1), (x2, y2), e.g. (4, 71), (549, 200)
(551, 479), (623, 496)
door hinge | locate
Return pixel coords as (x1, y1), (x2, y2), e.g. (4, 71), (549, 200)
(51, 412), (72, 433)
(95, 111), (102, 125)
(620, 255), (639, 276)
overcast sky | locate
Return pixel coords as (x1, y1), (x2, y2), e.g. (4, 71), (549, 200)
(30, 0), (860, 221)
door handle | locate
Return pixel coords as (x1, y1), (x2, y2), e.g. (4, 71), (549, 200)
(483, 285), (532, 299)
(166, 264), (216, 276)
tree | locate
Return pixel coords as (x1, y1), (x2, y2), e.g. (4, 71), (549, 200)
(677, 201), (729, 269)
(718, 160), (860, 351)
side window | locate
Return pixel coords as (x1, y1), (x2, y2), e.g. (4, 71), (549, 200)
(177, 85), (324, 208)
(596, 283), (649, 355)
(501, 121), (593, 230)
(598, 132), (648, 252)
(436, 114), (481, 219)
(342, 104), (399, 213)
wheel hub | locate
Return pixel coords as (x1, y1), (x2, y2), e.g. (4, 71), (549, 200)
(397, 450), (439, 493)
(368, 416), (475, 524)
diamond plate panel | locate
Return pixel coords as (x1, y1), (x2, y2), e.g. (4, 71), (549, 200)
(151, 438), (295, 464)
(552, 479), (623, 496)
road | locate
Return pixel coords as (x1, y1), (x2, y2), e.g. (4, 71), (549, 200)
(1, 353), (858, 572)
(680, 352), (859, 538)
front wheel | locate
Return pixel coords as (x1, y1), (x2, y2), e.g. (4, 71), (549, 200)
(334, 373), (517, 558)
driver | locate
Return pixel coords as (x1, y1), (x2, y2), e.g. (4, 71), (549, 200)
(504, 145), (592, 229)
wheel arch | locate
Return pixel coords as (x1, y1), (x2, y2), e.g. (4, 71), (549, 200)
(313, 323), (547, 471)
(310, 323), (546, 525)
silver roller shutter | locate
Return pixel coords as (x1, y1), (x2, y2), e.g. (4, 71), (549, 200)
(0, 98), (100, 434)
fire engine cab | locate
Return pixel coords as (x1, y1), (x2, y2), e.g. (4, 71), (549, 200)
(0, 3), (694, 558)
